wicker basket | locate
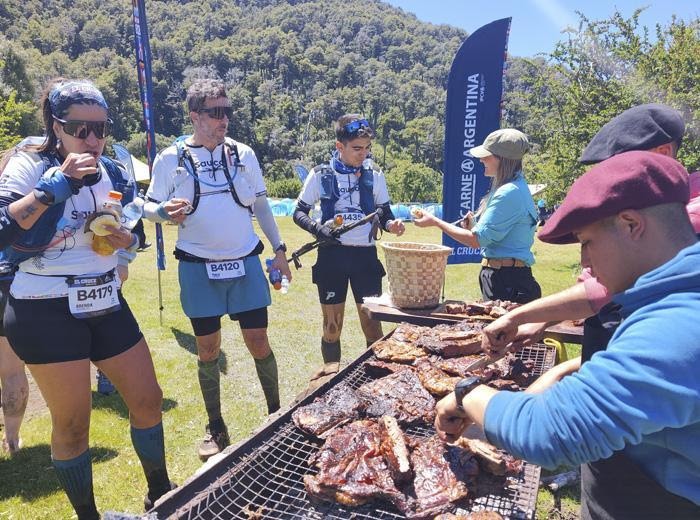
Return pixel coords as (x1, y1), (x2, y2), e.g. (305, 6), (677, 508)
(381, 242), (452, 309)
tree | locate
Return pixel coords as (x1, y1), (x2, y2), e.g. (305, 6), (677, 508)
(385, 158), (442, 203)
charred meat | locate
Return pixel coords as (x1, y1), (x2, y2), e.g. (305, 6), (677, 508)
(416, 321), (485, 358)
(292, 384), (364, 437)
(357, 370), (436, 425)
(455, 438), (523, 477)
(413, 358), (462, 397)
(372, 323), (430, 362)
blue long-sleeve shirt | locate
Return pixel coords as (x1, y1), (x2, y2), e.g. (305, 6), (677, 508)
(484, 241), (700, 504)
(471, 172), (538, 265)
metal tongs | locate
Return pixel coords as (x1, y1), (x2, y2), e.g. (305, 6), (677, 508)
(287, 208), (383, 269)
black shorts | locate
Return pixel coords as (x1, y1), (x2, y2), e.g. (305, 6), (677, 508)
(0, 276), (10, 337)
(4, 292), (143, 364)
(312, 245), (385, 305)
(190, 306), (269, 337)
(478, 266), (541, 304)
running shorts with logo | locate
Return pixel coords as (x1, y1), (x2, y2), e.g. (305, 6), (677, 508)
(312, 244), (385, 305)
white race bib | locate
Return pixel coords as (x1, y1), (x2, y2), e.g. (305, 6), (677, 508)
(336, 211), (365, 225)
(67, 272), (120, 318)
(205, 259), (246, 280)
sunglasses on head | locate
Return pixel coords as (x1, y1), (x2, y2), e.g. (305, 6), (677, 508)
(198, 106), (233, 120)
(54, 116), (112, 139)
(344, 119), (370, 134)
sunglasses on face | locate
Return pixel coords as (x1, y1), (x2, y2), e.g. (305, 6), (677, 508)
(198, 106), (233, 120)
(54, 116), (112, 139)
(343, 119), (370, 134)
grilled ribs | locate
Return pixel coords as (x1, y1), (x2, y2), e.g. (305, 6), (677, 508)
(372, 323), (430, 362)
(357, 370), (436, 425)
(405, 435), (479, 518)
(413, 358), (462, 397)
(434, 354), (490, 377)
(292, 384), (364, 437)
(304, 417), (411, 511)
(416, 321), (485, 358)
(455, 438), (523, 477)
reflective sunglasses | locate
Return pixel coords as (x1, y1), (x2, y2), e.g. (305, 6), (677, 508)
(53, 116), (112, 139)
(343, 118), (370, 134)
(198, 106), (233, 120)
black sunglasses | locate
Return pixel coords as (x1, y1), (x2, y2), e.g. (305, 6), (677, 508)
(344, 119), (370, 134)
(198, 106), (233, 120)
(54, 116), (112, 139)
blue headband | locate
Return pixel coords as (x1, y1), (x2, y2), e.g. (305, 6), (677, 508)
(48, 81), (108, 118)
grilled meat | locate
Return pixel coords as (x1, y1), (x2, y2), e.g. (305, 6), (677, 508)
(434, 512), (504, 520)
(434, 354), (490, 377)
(304, 418), (411, 511)
(470, 354), (537, 389)
(364, 359), (415, 377)
(357, 370), (436, 425)
(416, 321), (485, 358)
(443, 300), (520, 318)
(405, 435), (479, 518)
(413, 358), (462, 397)
(372, 323), (430, 362)
(292, 384), (364, 437)
(455, 438), (523, 477)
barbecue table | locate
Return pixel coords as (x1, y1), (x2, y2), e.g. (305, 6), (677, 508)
(151, 337), (556, 520)
(361, 301), (584, 345)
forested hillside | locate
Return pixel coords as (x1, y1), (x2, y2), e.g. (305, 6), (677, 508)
(1, 1), (698, 203)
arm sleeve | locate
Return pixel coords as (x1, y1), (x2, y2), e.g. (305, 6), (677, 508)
(483, 303), (700, 469)
(254, 194), (282, 250)
(293, 200), (319, 236)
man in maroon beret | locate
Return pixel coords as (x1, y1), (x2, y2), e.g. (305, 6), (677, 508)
(435, 150), (700, 519)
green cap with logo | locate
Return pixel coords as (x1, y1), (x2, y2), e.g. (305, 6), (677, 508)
(470, 128), (530, 160)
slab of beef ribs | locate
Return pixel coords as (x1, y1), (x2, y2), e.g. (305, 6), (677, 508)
(416, 321), (485, 358)
(304, 417), (412, 511)
(357, 370), (436, 425)
(471, 354), (537, 389)
(455, 438), (523, 477)
(413, 358), (462, 397)
(404, 435), (480, 518)
(372, 322), (430, 362)
(434, 354), (490, 377)
(363, 359), (415, 377)
(292, 384), (364, 437)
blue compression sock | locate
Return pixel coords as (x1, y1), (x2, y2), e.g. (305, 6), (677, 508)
(130, 422), (171, 500)
(52, 449), (99, 520)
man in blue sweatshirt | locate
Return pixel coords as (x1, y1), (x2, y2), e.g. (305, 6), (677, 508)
(435, 151), (700, 519)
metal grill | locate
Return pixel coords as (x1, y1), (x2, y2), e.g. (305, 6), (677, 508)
(153, 344), (555, 520)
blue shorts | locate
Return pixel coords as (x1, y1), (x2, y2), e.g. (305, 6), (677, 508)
(178, 255), (271, 318)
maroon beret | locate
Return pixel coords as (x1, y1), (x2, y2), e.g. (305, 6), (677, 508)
(539, 151), (690, 244)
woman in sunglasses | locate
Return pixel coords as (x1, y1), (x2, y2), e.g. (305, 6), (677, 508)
(0, 78), (172, 519)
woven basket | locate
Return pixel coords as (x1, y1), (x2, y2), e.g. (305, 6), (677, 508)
(381, 242), (452, 309)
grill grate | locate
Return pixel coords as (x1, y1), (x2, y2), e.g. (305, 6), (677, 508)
(155, 344), (555, 520)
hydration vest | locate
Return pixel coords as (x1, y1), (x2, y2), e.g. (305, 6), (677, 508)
(0, 151), (132, 275)
(319, 164), (375, 224)
(174, 136), (254, 214)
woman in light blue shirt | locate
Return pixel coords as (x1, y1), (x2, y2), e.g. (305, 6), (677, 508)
(414, 129), (541, 303)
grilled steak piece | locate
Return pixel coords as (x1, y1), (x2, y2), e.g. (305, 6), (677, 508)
(413, 358), (462, 397)
(468, 354), (537, 389)
(485, 379), (521, 391)
(405, 435), (479, 518)
(434, 354), (489, 377)
(364, 359), (415, 377)
(372, 323), (430, 362)
(292, 384), (364, 437)
(434, 512), (504, 520)
(357, 370), (436, 425)
(380, 416), (412, 484)
(304, 418), (411, 511)
(416, 321), (485, 358)
(455, 438), (523, 477)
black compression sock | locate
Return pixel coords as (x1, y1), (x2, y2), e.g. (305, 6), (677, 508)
(198, 357), (221, 424)
(254, 352), (280, 414)
(321, 339), (341, 363)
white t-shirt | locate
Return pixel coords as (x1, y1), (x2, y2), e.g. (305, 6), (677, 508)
(147, 140), (266, 259)
(297, 163), (390, 247)
(0, 151), (120, 299)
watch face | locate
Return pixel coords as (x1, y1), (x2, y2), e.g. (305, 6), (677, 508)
(276, 243), (287, 253)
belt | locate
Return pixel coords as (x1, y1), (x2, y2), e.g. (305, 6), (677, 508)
(481, 257), (527, 269)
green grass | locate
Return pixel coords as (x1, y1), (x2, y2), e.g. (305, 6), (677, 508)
(0, 218), (582, 518)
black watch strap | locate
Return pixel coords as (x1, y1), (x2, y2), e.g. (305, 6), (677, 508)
(454, 376), (481, 412)
(275, 242), (287, 253)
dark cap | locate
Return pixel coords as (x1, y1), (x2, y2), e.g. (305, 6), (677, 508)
(579, 104), (685, 164)
(539, 151), (690, 244)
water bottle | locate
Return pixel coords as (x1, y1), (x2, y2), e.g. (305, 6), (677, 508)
(265, 258), (282, 290)
(280, 275), (289, 294)
(121, 191), (145, 230)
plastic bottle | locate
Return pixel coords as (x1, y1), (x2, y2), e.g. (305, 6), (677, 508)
(121, 191), (145, 230)
(92, 191), (123, 256)
(280, 275), (290, 294)
(265, 258), (282, 290)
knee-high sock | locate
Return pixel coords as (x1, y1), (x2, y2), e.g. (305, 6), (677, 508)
(131, 422), (171, 503)
(52, 449), (99, 520)
(254, 352), (279, 414)
(198, 357), (221, 424)
(321, 339), (341, 363)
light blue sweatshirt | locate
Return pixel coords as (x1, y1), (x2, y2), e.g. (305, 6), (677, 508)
(472, 171), (538, 266)
(484, 241), (700, 504)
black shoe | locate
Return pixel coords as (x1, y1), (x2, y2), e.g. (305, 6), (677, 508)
(197, 422), (230, 461)
(144, 480), (177, 511)
(137, 242), (152, 252)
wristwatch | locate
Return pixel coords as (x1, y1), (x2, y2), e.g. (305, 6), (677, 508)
(454, 376), (482, 412)
(275, 242), (287, 254)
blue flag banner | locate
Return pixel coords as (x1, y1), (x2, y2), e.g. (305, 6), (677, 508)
(442, 18), (511, 264)
(131, 0), (165, 271)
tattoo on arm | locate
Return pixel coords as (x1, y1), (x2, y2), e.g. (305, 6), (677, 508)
(18, 204), (38, 222)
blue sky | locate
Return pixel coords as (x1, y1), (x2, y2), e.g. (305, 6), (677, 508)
(383, 1), (700, 57)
